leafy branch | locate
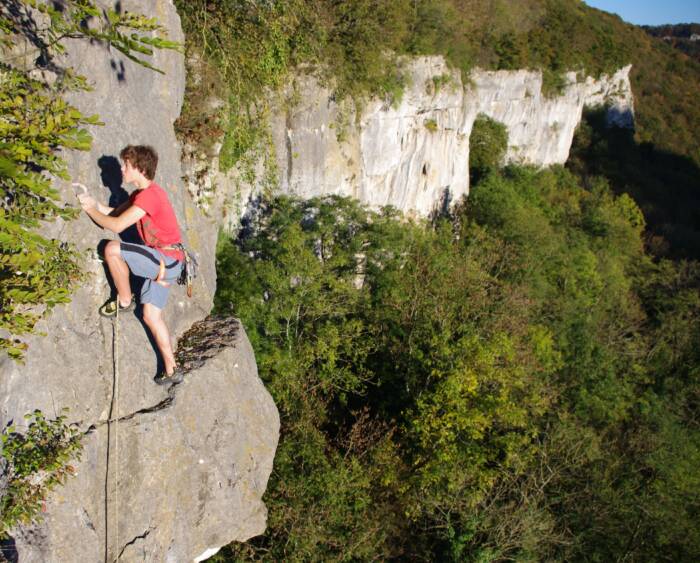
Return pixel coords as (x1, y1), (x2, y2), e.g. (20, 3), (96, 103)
(0, 409), (83, 538)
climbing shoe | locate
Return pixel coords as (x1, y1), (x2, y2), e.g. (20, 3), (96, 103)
(99, 295), (135, 318)
(154, 367), (185, 386)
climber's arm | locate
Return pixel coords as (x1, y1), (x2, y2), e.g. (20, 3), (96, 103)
(80, 196), (145, 233)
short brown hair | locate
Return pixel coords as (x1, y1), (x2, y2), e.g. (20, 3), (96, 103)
(120, 145), (158, 180)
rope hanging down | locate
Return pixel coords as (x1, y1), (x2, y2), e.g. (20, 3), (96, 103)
(105, 305), (120, 562)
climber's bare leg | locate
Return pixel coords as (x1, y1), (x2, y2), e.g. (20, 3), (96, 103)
(143, 302), (176, 375)
(104, 240), (132, 307)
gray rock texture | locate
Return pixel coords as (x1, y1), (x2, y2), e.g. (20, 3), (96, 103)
(1, 1), (279, 561)
(11, 318), (278, 563)
(186, 57), (634, 223)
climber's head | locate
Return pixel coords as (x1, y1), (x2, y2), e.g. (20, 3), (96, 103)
(120, 145), (158, 182)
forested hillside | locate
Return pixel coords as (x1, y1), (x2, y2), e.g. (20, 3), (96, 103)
(176, 0), (700, 257)
(643, 23), (700, 63)
(212, 170), (700, 560)
(171, 0), (700, 560)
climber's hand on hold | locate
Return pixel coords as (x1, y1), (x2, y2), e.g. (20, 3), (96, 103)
(78, 192), (97, 212)
(72, 182), (88, 197)
(71, 183), (95, 212)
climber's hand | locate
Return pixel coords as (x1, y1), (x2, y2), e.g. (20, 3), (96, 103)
(78, 192), (97, 212)
(72, 182), (88, 197)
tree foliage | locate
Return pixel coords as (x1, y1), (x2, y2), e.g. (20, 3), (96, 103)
(469, 114), (508, 183)
(1, 410), (83, 538)
(212, 156), (700, 559)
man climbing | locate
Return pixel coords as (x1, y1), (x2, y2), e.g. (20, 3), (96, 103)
(77, 145), (185, 385)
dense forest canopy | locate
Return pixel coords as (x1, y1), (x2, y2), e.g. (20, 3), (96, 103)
(212, 172), (700, 560)
(178, 4), (700, 557)
(171, 0), (700, 560)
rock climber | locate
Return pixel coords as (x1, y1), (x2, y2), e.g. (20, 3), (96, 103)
(76, 145), (185, 385)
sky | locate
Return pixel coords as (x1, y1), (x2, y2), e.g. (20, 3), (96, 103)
(584, 1), (700, 26)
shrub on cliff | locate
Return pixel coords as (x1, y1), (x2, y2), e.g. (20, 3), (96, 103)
(1, 410), (82, 537)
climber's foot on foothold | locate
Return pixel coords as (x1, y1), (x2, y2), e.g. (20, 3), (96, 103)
(154, 366), (185, 385)
(99, 295), (135, 317)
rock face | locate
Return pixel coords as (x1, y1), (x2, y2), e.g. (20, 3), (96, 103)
(0, 1), (279, 561)
(11, 317), (278, 563)
(188, 57), (633, 223)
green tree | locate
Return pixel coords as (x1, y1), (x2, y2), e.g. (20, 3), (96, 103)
(469, 114), (509, 184)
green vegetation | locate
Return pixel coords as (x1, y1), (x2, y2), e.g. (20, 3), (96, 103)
(1, 410), (83, 538)
(176, 0), (700, 184)
(0, 0), (178, 359)
(423, 118), (438, 133)
(212, 157), (700, 558)
(0, 63), (91, 360)
(469, 114), (509, 183)
(429, 73), (454, 93)
(569, 108), (700, 258)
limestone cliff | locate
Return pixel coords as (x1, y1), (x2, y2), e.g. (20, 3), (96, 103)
(186, 57), (633, 224)
(0, 1), (278, 561)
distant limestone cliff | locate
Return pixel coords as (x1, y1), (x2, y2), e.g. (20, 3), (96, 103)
(184, 57), (633, 225)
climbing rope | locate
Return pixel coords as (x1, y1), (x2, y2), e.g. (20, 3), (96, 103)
(108, 304), (120, 562)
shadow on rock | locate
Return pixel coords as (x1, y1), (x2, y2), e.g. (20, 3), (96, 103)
(97, 155), (141, 244)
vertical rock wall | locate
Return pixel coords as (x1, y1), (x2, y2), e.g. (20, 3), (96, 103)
(1, 1), (279, 561)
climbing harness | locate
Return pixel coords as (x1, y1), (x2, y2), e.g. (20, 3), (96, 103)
(157, 243), (198, 297)
(140, 216), (198, 297)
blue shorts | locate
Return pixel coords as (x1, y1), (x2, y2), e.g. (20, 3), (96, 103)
(120, 242), (182, 309)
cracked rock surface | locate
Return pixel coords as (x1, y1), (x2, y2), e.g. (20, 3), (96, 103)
(0, 1), (279, 561)
(10, 317), (279, 563)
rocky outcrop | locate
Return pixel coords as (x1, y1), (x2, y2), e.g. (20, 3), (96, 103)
(472, 65), (634, 160)
(10, 317), (278, 563)
(187, 57), (633, 222)
(1, 1), (279, 561)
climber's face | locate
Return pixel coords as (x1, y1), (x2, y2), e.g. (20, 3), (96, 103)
(121, 159), (140, 185)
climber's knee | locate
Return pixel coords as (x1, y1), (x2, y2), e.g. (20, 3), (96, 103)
(142, 302), (161, 326)
(105, 240), (122, 262)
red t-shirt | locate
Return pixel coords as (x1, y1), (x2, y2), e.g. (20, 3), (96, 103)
(130, 182), (184, 261)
